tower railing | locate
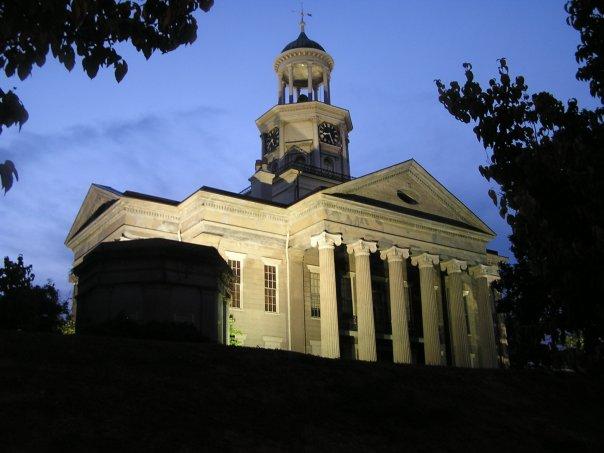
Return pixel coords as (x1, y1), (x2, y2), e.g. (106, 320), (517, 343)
(276, 161), (352, 182)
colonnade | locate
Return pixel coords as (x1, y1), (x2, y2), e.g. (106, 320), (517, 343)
(309, 231), (500, 368)
(277, 62), (331, 105)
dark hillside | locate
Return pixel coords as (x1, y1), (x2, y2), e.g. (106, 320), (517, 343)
(1, 331), (602, 452)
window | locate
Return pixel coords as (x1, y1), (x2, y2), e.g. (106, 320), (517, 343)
(225, 251), (246, 308)
(228, 259), (241, 309)
(397, 189), (419, 205)
(264, 265), (277, 312)
(310, 271), (320, 318)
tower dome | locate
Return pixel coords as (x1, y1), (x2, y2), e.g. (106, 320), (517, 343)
(282, 31), (326, 53)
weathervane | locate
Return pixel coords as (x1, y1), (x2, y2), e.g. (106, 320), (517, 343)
(294, 1), (312, 33)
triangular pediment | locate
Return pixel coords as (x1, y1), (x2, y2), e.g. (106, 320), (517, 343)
(65, 184), (123, 244)
(323, 160), (494, 235)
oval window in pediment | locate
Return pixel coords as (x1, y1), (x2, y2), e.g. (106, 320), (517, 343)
(397, 189), (419, 205)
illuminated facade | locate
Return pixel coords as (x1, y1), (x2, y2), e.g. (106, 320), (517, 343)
(66, 25), (505, 367)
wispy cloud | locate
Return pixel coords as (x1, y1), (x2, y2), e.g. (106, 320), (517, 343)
(0, 104), (235, 297)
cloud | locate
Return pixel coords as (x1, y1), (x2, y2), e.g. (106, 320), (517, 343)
(0, 104), (232, 296)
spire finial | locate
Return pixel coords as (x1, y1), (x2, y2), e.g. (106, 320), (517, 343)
(298, 1), (311, 33)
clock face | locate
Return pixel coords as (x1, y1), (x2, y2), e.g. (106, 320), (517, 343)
(264, 127), (279, 154)
(318, 122), (342, 146)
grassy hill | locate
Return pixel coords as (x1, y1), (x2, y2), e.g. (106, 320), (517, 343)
(1, 331), (603, 452)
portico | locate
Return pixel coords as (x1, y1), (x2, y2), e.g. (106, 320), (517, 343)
(305, 228), (501, 367)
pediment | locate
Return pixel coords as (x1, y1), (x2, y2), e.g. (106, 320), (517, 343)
(323, 160), (494, 235)
(65, 184), (122, 243)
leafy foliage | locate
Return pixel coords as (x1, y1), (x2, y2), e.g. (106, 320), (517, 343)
(566, 0), (604, 100)
(60, 316), (76, 335)
(0, 255), (69, 332)
(0, 0), (215, 192)
(435, 0), (604, 368)
(228, 314), (243, 346)
(0, 159), (18, 193)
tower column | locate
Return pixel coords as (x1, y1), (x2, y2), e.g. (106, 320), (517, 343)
(469, 264), (499, 368)
(277, 73), (284, 105)
(411, 253), (442, 365)
(347, 239), (378, 362)
(288, 64), (294, 104)
(440, 259), (471, 367)
(380, 246), (412, 364)
(310, 232), (343, 358)
(322, 68), (329, 104)
(307, 62), (314, 101)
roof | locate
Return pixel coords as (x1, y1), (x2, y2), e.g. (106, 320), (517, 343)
(282, 31), (326, 53)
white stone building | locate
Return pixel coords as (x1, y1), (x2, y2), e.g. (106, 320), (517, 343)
(66, 24), (505, 367)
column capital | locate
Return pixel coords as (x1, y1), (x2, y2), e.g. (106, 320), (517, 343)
(440, 259), (468, 274)
(310, 231), (342, 250)
(469, 264), (500, 281)
(346, 239), (378, 257)
(411, 252), (439, 268)
(380, 246), (410, 262)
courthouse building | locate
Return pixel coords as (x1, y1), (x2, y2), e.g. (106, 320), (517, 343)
(66, 23), (505, 367)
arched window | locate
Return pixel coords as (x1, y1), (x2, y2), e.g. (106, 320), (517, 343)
(295, 155), (306, 164)
(323, 157), (334, 172)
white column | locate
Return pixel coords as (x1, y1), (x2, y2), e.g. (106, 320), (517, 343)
(288, 64), (294, 104)
(440, 259), (471, 367)
(322, 68), (330, 104)
(310, 232), (343, 359)
(277, 74), (283, 105)
(347, 239), (378, 361)
(307, 62), (314, 101)
(380, 246), (412, 364)
(411, 253), (442, 366)
(469, 264), (500, 368)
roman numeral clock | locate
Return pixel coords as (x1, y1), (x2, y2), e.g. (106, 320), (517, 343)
(263, 127), (280, 154)
(318, 122), (342, 147)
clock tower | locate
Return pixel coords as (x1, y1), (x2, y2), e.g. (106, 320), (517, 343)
(250, 18), (353, 204)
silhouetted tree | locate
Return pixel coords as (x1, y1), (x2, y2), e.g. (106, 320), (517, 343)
(435, 0), (603, 369)
(0, 0), (215, 192)
(0, 255), (69, 332)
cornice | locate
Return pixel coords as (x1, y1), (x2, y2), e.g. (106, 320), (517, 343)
(194, 198), (288, 224)
(256, 102), (352, 130)
(66, 201), (124, 250)
(274, 48), (334, 72)
(288, 197), (492, 242)
(67, 200), (180, 250)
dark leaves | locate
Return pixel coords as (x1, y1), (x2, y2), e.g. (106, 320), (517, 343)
(0, 89), (29, 133)
(566, 0), (604, 101)
(487, 188), (498, 206)
(114, 60), (128, 83)
(0, 160), (19, 194)
(435, 2), (604, 366)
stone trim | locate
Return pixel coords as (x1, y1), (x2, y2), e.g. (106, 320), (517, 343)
(225, 251), (247, 262)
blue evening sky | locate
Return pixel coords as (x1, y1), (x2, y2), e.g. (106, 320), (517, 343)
(0, 0), (597, 298)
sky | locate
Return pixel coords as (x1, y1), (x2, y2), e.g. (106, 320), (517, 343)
(0, 0), (598, 299)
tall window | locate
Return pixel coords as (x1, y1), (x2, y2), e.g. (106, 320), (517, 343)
(264, 265), (277, 312)
(310, 271), (320, 318)
(228, 259), (241, 309)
